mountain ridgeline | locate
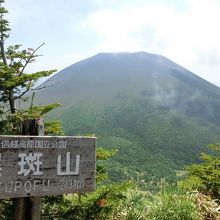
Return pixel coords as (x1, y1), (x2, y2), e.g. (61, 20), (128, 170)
(36, 52), (220, 184)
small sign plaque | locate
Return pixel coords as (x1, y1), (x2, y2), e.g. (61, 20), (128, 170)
(0, 135), (96, 199)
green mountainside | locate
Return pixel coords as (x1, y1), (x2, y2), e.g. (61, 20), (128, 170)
(36, 52), (220, 184)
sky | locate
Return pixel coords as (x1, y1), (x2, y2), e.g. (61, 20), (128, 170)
(4, 0), (220, 86)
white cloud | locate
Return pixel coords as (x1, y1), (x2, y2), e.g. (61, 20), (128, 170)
(82, 0), (220, 85)
(4, 0), (220, 85)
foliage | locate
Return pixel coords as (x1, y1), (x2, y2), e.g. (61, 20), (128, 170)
(0, 4), (135, 220)
(35, 42), (220, 187)
(144, 187), (200, 220)
(56, 96), (220, 187)
(96, 148), (117, 183)
(0, 1), (63, 219)
(194, 192), (220, 220)
(42, 185), (219, 220)
(0, 138), (119, 219)
(41, 180), (132, 219)
(40, 146), (125, 219)
(0, 199), (13, 220)
(1, 2), (220, 220)
(44, 120), (64, 135)
(40, 145), (134, 219)
(0, 0), (58, 134)
(22, 103), (62, 119)
(179, 144), (220, 200)
(116, 190), (149, 220)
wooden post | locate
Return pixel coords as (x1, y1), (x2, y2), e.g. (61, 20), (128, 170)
(14, 198), (24, 220)
(14, 118), (44, 220)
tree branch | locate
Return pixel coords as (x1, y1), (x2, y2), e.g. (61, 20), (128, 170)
(14, 82), (32, 100)
(19, 43), (45, 75)
(31, 83), (57, 91)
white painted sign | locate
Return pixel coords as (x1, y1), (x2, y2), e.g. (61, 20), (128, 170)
(0, 136), (96, 199)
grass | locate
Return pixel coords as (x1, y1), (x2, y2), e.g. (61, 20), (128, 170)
(144, 191), (200, 220)
(117, 187), (220, 220)
(113, 187), (199, 220)
(1, 185), (220, 219)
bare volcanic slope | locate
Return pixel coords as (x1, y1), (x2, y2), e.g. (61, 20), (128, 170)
(36, 52), (220, 183)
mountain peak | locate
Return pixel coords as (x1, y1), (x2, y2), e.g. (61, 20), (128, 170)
(35, 51), (220, 182)
(38, 50), (220, 107)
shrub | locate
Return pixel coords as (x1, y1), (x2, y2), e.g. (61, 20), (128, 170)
(180, 144), (220, 200)
(145, 189), (200, 220)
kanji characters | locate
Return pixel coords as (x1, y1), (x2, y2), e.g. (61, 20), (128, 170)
(18, 153), (43, 176)
(57, 152), (80, 176)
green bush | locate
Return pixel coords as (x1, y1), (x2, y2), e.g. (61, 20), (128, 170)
(117, 190), (148, 220)
(145, 190), (200, 220)
(42, 182), (132, 220)
(180, 144), (220, 200)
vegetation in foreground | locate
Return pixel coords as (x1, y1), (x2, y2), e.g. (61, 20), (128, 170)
(0, 1), (220, 219)
(40, 186), (220, 220)
(37, 143), (220, 220)
(0, 137), (219, 219)
(2, 144), (219, 220)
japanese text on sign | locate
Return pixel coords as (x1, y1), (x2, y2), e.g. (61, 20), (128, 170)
(0, 136), (96, 199)
(0, 139), (67, 149)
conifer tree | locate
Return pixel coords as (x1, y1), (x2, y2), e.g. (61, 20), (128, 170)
(0, 1), (62, 217)
(0, 2), (130, 219)
(180, 144), (220, 200)
(0, 0), (59, 134)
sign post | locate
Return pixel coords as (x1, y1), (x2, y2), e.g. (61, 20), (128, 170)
(15, 118), (45, 220)
(0, 119), (96, 219)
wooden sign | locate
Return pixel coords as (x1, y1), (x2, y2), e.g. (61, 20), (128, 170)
(0, 135), (96, 199)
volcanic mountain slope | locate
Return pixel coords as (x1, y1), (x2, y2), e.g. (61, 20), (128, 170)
(36, 52), (220, 182)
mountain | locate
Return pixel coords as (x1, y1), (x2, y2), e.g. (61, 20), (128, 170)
(35, 52), (220, 185)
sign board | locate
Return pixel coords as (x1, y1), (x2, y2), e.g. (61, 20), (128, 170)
(0, 135), (96, 199)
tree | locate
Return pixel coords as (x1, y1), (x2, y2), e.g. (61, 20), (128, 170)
(0, 0), (59, 134)
(0, 1), (64, 218)
(0, 2), (132, 219)
(179, 144), (220, 200)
